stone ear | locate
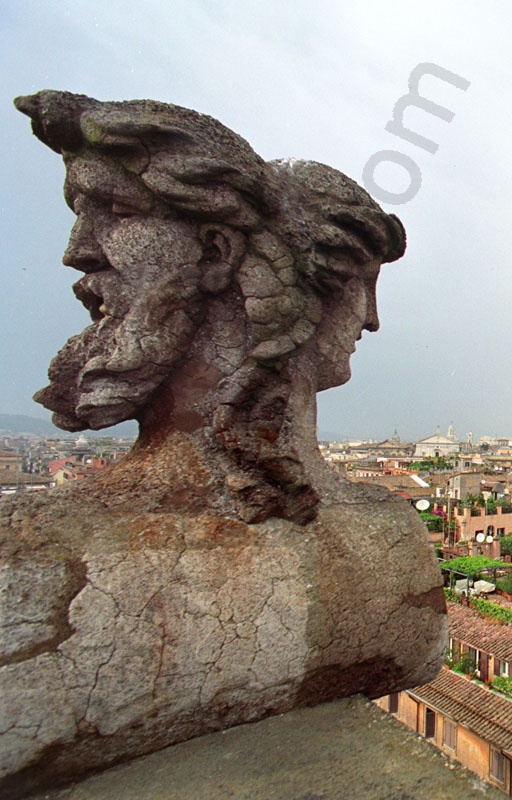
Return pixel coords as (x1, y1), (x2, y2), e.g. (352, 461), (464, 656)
(198, 225), (245, 294)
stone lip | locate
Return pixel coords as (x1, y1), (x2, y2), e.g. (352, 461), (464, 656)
(24, 697), (503, 800)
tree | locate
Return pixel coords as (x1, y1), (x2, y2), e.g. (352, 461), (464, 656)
(500, 534), (512, 557)
(419, 511), (443, 532)
(410, 456), (454, 472)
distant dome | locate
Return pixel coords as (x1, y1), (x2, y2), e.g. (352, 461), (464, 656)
(75, 434), (88, 447)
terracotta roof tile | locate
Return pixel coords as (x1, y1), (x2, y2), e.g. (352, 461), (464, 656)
(448, 601), (512, 662)
(409, 668), (512, 754)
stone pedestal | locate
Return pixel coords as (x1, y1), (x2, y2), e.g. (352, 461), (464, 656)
(0, 470), (446, 798)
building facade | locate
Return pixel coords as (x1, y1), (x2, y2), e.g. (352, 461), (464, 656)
(454, 506), (512, 543)
(0, 448), (22, 473)
(414, 426), (461, 458)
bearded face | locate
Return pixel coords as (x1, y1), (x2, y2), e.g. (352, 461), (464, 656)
(35, 154), (206, 430)
(37, 155), (385, 433)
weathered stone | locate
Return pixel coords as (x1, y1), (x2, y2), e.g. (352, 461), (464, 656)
(290, 318), (316, 345)
(0, 560), (86, 665)
(24, 697), (506, 800)
(250, 335), (297, 360)
(250, 230), (288, 262)
(0, 92), (445, 798)
(244, 296), (280, 325)
(276, 266), (296, 286)
(237, 257), (284, 298)
(0, 493), (446, 797)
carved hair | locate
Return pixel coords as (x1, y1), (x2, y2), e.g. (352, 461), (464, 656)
(15, 91), (404, 260)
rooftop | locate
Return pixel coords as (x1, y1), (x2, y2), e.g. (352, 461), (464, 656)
(410, 667), (512, 755)
(448, 600), (512, 662)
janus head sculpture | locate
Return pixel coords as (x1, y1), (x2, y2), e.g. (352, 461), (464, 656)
(15, 91), (405, 523)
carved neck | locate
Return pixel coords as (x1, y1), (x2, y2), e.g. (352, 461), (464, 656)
(131, 351), (332, 524)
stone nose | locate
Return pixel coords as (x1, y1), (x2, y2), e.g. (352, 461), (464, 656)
(62, 215), (108, 273)
(363, 285), (380, 333)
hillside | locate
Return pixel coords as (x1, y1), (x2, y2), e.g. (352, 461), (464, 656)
(0, 414), (138, 438)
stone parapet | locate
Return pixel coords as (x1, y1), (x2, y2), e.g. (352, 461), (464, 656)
(26, 697), (504, 800)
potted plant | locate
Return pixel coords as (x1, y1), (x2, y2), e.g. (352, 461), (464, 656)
(443, 649), (456, 669)
(452, 653), (476, 678)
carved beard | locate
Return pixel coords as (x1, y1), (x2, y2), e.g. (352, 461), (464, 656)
(35, 276), (202, 431)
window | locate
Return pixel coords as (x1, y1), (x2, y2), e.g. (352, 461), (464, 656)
(479, 651), (489, 683)
(449, 637), (460, 661)
(466, 646), (480, 675)
(501, 661), (510, 677)
(425, 708), (436, 738)
(443, 720), (457, 751)
(490, 748), (506, 784)
(388, 693), (399, 714)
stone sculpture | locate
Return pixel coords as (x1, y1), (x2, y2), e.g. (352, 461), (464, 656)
(0, 92), (447, 798)
(15, 91), (407, 525)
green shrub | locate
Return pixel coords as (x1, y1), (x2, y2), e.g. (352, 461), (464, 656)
(440, 556), (504, 578)
(444, 649), (456, 668)
(470, 597), (512, 624)
(500, 534), (512, 557)
(452, 653), (476, 675)
(497, 576), (512, 594)
(419, 511), (444, 532)
(445, 590), (512, 624)
(492, 675), (512, 698)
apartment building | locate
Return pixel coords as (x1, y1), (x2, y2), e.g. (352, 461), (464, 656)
(0, 448), (22, 473)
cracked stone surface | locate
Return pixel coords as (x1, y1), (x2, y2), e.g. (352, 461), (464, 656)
(1, 93), (447, 798)
(0, 495), (447, 798)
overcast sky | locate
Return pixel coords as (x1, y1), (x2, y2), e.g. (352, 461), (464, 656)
(1, 0), (511, 442)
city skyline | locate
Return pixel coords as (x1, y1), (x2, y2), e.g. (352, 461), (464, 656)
(1, 411), (510, 447)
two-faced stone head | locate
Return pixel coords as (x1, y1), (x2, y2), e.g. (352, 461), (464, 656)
(15, 91), (405, 431)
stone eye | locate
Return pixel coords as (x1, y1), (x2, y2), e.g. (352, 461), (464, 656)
(111, 201), (139, 218)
